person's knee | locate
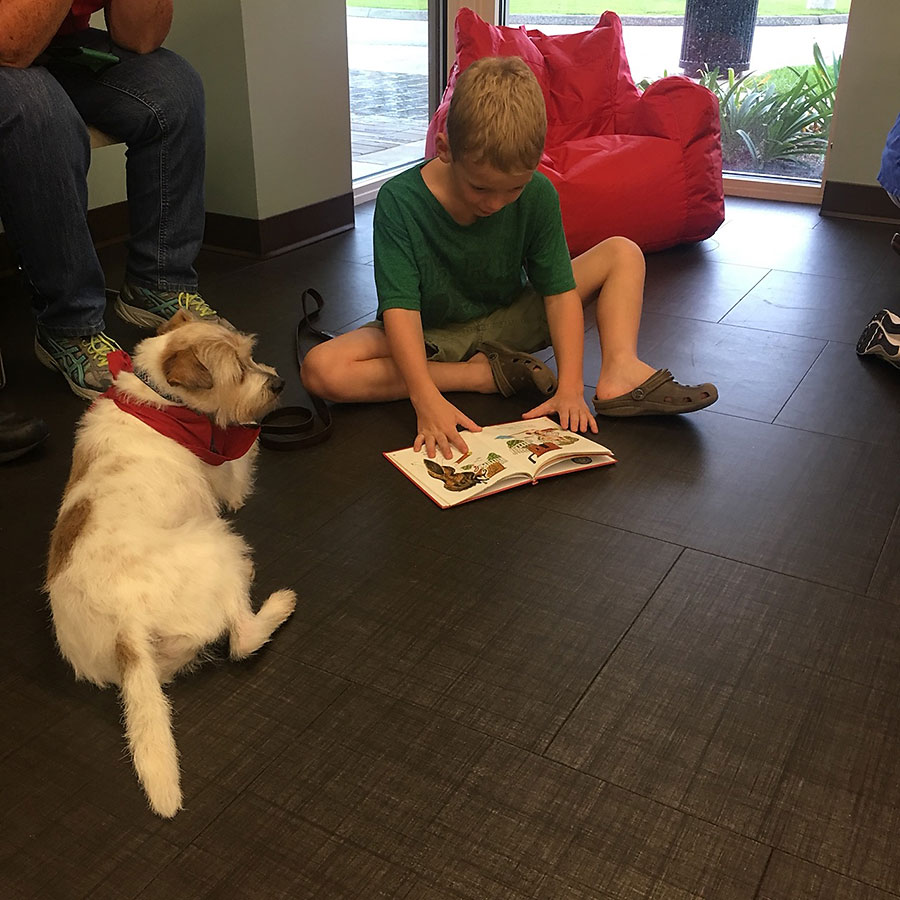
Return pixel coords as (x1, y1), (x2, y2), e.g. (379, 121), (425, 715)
(575, 235), (645, 297)
(131, 50), (205, 136)
(603, 235), (645, 273)
(158, 51), (204, 120)
(301, 341), (341, 400)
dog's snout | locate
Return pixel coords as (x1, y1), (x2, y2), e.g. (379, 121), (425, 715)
(269, 376), (285, 395)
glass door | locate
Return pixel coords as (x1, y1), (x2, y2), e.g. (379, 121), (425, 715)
(501, 0), (850, 185)
(346, 1), (447, 184)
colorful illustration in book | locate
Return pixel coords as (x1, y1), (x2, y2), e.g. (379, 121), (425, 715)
(497, 425), (580, 463)
(525, 440), (559, 462)
(467, 452), (507, 481)
(501, 437), (531, 455)
(423, 459), (485, 493)
(528, 426), (580, 447)
(424, 451), (511, 493)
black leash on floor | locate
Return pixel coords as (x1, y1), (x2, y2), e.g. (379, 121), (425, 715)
(259, 288), (335, 451)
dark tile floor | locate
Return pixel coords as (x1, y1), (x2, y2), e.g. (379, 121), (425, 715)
(1, 196), (899, 899)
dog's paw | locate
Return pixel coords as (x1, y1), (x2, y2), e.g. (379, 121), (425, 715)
(264, 589), (297, 627)
(230, 589), (298, 659)
(221, 490), (250, 513)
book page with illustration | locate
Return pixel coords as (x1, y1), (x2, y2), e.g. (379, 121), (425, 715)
(385, 417), (616, 508)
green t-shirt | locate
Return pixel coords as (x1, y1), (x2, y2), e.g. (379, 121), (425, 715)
(373, 164), (576, 329)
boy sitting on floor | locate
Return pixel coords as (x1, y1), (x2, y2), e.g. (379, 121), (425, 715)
(301, 56), (717, 459)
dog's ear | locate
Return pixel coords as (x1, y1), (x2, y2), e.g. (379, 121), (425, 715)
(162, 346), (214, 390)
(157, 309), (197, 335)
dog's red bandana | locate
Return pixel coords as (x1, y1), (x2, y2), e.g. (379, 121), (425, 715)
(100, 350), (260, 466)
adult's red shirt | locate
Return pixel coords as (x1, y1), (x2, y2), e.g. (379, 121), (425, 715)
(56, 1), (105, 37)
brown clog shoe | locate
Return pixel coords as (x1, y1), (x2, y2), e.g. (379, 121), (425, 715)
(593, 368), (717, 417)
(477, 340), (558, 398)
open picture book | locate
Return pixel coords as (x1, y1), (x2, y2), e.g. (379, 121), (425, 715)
(384, 417), (616, 508)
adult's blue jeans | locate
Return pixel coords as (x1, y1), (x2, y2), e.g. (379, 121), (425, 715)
(0, 28), (205, 338)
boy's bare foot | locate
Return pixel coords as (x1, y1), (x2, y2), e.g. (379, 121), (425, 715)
(594, 360), (657, 402)
(593, 368), (718, 417)
(465, 352), (499, 393)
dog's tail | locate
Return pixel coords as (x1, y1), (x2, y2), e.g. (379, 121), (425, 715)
(115, 633), (182, 818)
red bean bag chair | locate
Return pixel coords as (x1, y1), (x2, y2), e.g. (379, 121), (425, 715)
(425, 9), (725, 255)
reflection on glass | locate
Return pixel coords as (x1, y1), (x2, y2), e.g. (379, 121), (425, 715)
(504, 1), (849, 184)
(347, 1), (430, 183)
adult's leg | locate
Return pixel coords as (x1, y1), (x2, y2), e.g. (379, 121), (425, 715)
(47, 29), (205, 292)
(571, 236), (656, 401)
(0, 66), (106, 337)
(301, 327), (495, 403)
(886, 194), (900, 255)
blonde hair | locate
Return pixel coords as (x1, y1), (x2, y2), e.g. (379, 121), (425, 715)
(446, 56), (547, 171)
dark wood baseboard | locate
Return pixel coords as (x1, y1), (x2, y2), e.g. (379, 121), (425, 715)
(203, 192), (355, 258)
(0, 192), (355, 277)
(89, 200), (131, 247)
(820, 180), (900, 224)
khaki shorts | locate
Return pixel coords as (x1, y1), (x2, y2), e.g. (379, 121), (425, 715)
(366, 285), (551, 363)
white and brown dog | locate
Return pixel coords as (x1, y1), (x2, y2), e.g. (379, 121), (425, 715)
(45, 310), (296, 818)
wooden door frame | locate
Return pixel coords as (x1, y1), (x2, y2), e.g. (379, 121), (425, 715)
(447, 0), (499, 26)
(723, 175), (824, 204)
(446, 0), (500, 62)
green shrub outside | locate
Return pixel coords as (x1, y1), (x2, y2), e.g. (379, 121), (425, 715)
(639, 43), (842, 172)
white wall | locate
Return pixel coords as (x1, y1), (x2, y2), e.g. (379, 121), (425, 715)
(86, 145), (126, 209)
(825, 0), (899, 188)
(240, 0), (352, 220)
(165, 0), (259, 219)
(86, 0), (352, 222)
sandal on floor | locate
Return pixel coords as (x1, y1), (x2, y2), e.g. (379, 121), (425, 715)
(477, 340), (558, 398)
(592, 368), (718, 417)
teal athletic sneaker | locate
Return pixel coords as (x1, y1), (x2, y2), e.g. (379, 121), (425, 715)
(34, 329), (122, 399)
(115, 283), (229, 330)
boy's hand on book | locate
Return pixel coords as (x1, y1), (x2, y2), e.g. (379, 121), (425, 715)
(413, 394), (482, 459)
(523, 391), (598, 434)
